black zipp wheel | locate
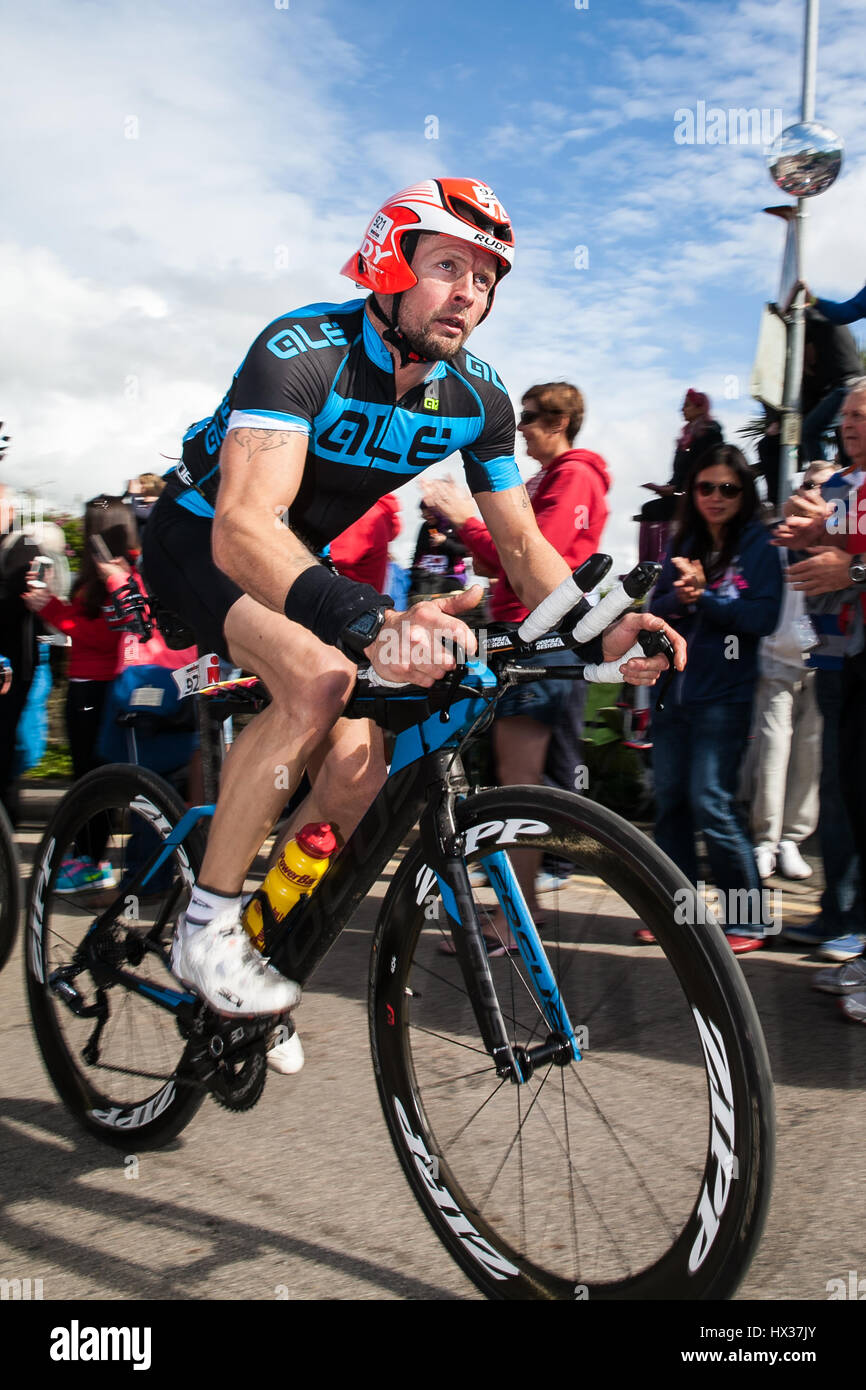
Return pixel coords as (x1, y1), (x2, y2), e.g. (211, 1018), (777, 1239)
(370, 786), (774, 1300)
(0, 798), (20, 972)
(25, 765), (207, 1149)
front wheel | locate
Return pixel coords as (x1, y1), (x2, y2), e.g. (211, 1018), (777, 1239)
(370, 786), (774, 1300)
(25, 764), (208, 1149)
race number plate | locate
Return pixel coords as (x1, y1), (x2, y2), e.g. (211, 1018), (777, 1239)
(171, 653), (221, 699)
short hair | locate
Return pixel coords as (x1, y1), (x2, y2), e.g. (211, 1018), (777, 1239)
(136, 472), (166, 497)
(522, 382), (585, 443)
(804, 460), (835, 479)
(845, 377), (866, 403)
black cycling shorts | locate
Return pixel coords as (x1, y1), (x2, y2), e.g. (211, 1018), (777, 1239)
(141, 494), (243, 660)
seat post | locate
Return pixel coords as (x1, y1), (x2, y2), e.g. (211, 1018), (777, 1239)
(196, 695), (222, 806)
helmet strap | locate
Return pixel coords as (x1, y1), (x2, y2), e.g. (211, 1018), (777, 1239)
(368, 294), (430, 368)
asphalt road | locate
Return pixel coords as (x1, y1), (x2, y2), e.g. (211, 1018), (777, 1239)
(1, 781), (864, 1304)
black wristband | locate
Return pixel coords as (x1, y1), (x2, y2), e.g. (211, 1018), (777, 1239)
(283, 566), (391, 652)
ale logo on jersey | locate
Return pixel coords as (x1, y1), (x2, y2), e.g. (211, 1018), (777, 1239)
(317, 407), (453, 470)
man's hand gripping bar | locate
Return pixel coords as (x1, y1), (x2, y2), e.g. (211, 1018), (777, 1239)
(582, 626), (675, 684)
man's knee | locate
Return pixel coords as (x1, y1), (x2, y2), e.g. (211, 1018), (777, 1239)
(279, 664), (356, 725)
(227, 612), (356, 727)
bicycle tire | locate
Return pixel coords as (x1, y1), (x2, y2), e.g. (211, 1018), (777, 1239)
(370, 785), (774, 1300)
(25, 764), (208, 1149)
(0, 798), (20, 972)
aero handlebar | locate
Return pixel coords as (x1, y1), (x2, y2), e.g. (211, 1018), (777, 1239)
(516, 553), (612, 643)
(365, 553), (668, 688)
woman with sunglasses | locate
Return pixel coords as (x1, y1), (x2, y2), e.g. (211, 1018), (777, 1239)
(646, 445), (783, 952)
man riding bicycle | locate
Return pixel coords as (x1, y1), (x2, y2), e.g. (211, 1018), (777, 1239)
(142, 178), (685, 1072)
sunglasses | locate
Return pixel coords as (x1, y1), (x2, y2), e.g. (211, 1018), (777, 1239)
(800, 479), (822, 490)
(519, 409), (542, 425)
(696, 481), (743, 499)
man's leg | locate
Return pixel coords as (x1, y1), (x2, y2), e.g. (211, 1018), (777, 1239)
(142, 499), (384, 1019)
(281, 715), (386, 849)
(779, 673), (821, 847)
(173, 594), (385, 1018)
(748, 676), (792, 865)
(815, 668), (861, 933)
(197, 594), (373, 895)
(839, 653), (866, 875)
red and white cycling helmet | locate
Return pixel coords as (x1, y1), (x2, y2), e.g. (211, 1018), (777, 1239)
(341, 178), (514, 321)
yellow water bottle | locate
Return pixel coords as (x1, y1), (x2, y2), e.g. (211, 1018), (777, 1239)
(243, 822), (337, 952)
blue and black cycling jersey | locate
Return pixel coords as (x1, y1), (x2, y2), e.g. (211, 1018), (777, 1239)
(164, 298), (522, 553)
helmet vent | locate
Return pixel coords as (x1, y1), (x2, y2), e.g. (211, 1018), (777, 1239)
(444, 194), (514, 245)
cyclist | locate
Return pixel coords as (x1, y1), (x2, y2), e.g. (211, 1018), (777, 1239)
(142, 178), (686, 1069)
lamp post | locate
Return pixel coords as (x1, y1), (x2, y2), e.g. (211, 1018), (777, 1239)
(765, 0), (843, 503)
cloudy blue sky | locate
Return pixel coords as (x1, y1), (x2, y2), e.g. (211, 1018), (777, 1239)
(2, 0), (865, 568)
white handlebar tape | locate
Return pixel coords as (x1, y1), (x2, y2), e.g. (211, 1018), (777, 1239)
(582, 642), (643, 684)
(517, 575), (583, 643)
(572, 581), (632, 643)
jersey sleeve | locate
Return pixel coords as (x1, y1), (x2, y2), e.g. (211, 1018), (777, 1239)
(459, 374), (522, 494)
(227, 310), (350, 436)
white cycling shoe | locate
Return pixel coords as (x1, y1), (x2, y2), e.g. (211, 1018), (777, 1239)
(171, 908), (301, 1017)
(266, 1028), (305, 1075)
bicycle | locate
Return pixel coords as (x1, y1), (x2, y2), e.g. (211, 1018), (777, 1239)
(0, 797), (20, 972)
(24, 557), (774, 1300)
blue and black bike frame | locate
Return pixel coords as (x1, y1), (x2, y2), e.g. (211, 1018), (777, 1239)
(265, 656), (583, 1083)
(71, 656), (583, 1084)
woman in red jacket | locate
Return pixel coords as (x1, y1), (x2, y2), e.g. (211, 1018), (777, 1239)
(24, 495), (196, 890)
(423, 381), (610, 943)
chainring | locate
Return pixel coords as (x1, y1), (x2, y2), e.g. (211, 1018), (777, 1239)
(208, 1042), (268, 1111)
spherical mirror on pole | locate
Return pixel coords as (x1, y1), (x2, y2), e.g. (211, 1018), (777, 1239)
(767, 120), (843, 197)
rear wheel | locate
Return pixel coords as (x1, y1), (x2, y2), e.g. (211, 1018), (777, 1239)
(370, 786), (774, 1299)
(25, 765), (207, 1148)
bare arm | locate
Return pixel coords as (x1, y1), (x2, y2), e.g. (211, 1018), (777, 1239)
(212, 428), (317, 609)
(474, 485), (571, 608)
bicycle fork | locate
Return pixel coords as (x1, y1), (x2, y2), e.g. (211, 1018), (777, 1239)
(423, 773), (580, 1085)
